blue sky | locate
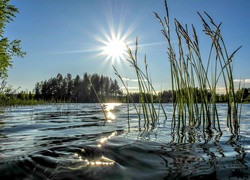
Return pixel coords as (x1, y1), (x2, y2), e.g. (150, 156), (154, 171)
(5, 0), (250, 93)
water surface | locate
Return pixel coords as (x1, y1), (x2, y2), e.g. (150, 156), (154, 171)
(0, 103), (249, 179)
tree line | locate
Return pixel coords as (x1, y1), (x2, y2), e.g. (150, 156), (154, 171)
(1, 77), (250, 105)
(34, 73), (122, 103)
(126, 88), (250, 103)
(159, 88), (250, 103)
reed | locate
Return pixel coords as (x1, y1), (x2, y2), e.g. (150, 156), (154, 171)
(153, 0), (242, 134)
(89, 78), (108, 120)
(109, 0), (242, 136)
(113, 38), (167, 126)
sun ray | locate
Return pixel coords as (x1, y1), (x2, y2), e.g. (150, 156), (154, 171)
(79, 3), (144, 77)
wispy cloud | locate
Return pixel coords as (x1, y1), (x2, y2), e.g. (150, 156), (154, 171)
(233, 79), (250, 83)
(121, 78), (147, 82)
(216, 87), (227, 94)
(216, 79), (250, 94)
(139, 41), (166, 48)
(121, 78), (130, 81)
(120, 86), (139, 92)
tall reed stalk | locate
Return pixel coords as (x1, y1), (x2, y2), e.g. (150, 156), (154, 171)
(113, 38), (167, 126)
(89, 78), (108, 120)
(154, 0), (241, 134)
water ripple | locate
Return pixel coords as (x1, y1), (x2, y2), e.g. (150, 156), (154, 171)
(0, 103), (249, 179)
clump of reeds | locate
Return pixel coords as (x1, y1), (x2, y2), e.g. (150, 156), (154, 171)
(153, 0), (242, 134)
(113, 38), (167, 127)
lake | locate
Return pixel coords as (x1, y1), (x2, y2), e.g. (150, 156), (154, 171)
(0, 103), (249, 179)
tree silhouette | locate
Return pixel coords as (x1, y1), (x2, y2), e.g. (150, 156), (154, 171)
(34, 73), (122, 103)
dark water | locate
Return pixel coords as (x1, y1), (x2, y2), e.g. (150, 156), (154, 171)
(0, 103), (249, 179)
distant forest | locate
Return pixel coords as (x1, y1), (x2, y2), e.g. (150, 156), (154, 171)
(34, 73), (122, 103)
(1, 73), (250, 105)
(32, 73), (250, 103)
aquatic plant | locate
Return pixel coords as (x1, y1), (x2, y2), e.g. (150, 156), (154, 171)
(153, 0), (242, 134)
(112, 0), (242, 136)
(113, 38), (167, 127)
(89, 77), (108, 120)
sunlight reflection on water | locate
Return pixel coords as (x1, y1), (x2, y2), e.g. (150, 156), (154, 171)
(103, 103), (121, 121)
(71, 131), (117, 168)
(106, 111), (115, 121)
(103, 103), (121, 111)
(98, 131), (117, 147)
(73, 153), (115, 166)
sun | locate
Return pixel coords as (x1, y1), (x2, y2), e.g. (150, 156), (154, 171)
(101, 34), (127, 62)
(103, 37), (126, 61)
(90, 9), (135, 73)
(92, 27), (133, 76)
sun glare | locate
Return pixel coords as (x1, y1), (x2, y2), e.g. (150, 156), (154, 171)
(89, 5), (136, 74)
(102, 37), (126, 61)
(94, 20), (132, 64)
